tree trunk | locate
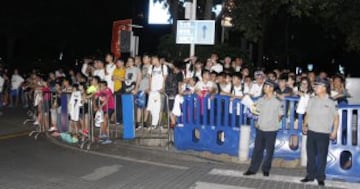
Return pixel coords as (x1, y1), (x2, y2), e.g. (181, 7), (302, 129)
(256, 37), (264, 69)
(204, 0), (213, 20)
(169, 0), (179, 33)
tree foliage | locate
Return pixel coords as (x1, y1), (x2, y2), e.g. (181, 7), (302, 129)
(231, 0), (360, 52)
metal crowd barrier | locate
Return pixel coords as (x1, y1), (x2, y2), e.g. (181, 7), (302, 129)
(25, 90), (171, 150)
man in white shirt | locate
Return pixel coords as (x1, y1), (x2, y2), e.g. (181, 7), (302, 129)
(146, 56), (168, 129)
(249, 71), (265, 98)
(10, 69), (24, 107)
(105, 53), (116, 93)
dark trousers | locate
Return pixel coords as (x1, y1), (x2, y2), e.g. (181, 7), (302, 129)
(115, 93), (122, 123)
(249, 128), (277, 173)
(306, 130), (329, 181)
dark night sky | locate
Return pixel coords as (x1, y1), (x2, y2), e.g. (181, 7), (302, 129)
(0, 0), (171, 68)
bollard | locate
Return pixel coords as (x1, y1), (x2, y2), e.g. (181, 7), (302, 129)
(122, 94), (135, 139)
(239, 125), (251, 162)
(301, 134), (307, 167)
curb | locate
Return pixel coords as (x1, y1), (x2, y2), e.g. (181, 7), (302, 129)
(45, 133), (238, 164)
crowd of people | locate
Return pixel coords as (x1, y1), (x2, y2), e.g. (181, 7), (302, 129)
(0, 52), (350, 135)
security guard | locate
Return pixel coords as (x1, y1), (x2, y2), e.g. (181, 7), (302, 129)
(244, 79), (283, 177)
(301, 78), (339, 186)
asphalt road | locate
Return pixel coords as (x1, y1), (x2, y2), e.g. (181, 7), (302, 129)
(0, 108), (356, 189)
(1, 135), (353, 189)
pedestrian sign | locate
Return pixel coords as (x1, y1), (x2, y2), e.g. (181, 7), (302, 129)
(176, 20), (215, 45)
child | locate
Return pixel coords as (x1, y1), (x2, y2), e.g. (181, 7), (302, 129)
(170, 77), (198, 127)
(95, 80), (114, 144)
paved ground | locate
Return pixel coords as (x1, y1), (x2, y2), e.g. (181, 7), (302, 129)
(1, 108), (358, 189)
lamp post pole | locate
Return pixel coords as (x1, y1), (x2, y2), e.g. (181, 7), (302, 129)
(190, 0), (197, 57)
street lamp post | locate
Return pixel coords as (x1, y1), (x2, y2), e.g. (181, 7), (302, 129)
(190, 0), (197, 57)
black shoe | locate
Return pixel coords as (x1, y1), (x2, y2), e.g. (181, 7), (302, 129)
(317, 180), (325, 186)
(243, 170), (256, 176)
(263, 171), (269, 177)
(300, 177), (314, 183)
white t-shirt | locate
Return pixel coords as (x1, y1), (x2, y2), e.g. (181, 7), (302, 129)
(11, 74), (24, 90)
(219, 83), (232, 94)
(69, 91), (82, 121)
(249, 82), (263, 98)
(210, 63), (223, 73)
(195, 80), (216, 96)
(185, 63), (194, 79)
(229, 85), (243, 115)
(148, 65), (168, 92)
(194, 70), (202, 81)
(93, 69), (106, 81)
(105, 63), (116, 92)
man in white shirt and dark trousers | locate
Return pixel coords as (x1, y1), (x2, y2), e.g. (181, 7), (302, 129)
(10, 69), (24, 107)
(244, 79), (283, 177)
(146, 56), (167, 130)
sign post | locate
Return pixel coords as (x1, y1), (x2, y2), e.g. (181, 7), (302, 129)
(190, 0), (197, 57)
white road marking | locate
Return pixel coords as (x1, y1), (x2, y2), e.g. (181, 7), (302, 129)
(190, 181), (254, 189)
(81, 165), (122, 181)
(209, 168), (360, 189)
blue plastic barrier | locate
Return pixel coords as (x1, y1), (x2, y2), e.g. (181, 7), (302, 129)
(274, 96), (303, 160)
(122, 94), (135, 139)
(326, 105), (360, 182)
(174, 95), (244, 156)
(60, 93), (69, 132)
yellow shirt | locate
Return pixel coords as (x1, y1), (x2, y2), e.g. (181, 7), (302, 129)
(113, 68), (126, 92)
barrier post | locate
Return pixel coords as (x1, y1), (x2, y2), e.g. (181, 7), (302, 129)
(239, 125), (251, 162)
(122, 94), (135, 139)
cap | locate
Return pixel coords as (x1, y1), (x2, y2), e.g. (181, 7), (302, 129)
(264, 79), (278, 89)
(254, 70), (265, 78)
(314, 78), (330, 87)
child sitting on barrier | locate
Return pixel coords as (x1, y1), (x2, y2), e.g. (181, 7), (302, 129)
(170, 77), (197, 128)
(94, 80), (114, 144)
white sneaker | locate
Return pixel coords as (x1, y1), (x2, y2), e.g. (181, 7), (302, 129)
(33, 121), (39, 125)
(48, 127), (57, 132)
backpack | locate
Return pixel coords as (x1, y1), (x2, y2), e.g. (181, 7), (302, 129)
(165, 68), (178, 97)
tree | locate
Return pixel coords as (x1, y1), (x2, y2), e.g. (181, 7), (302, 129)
(231, 0), (360, 67)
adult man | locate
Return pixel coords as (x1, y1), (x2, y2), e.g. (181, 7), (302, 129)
(301, 78), (339, 186)
(10, 69), (24, 107)
(244, 80), (283, 177)
(105, 53), (116, 93)
(146, 56), (168, 129)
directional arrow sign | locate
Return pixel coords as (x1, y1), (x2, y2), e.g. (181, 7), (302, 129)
(176, 20), (215, 45)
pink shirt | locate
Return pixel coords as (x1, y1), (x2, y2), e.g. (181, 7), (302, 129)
(95, 88), (115, 111)
(42, 87), (51, 101)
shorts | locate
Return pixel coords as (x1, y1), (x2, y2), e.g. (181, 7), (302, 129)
(104, 109), (114, 117)
(10, 89), (19, 96)
(42, 100), (50, 113)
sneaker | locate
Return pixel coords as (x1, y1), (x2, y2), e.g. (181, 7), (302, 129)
(33, 120), (39, 125)
(79, 129), (89, 136)
(101, 139), (112, 144)
(99, 134), (108, 139)
(48, 127), (58, 132)
(72, 136), (79, 143)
